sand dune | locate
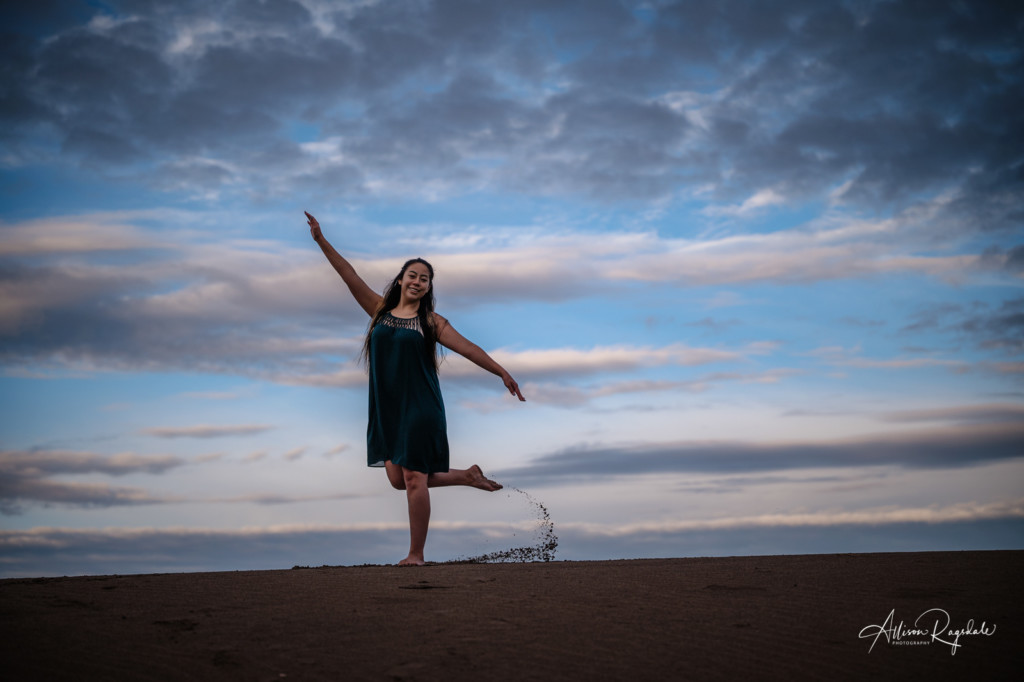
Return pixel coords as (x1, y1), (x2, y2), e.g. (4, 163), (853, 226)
(2, 551), (1019, 680)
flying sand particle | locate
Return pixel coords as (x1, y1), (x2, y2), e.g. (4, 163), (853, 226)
(452, 487), (558, 563)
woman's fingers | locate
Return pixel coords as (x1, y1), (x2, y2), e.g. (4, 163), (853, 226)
(506, 377), (525, 401)
(306, 211), (322, 240)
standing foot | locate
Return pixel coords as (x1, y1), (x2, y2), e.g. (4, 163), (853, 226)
(398, 554), (426, 566)
(468, 464), (502, 491)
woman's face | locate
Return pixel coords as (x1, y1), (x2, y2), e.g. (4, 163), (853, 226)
(401, 263), (431, 301)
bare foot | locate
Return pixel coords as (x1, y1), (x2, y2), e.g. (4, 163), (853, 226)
(468, 464), (502, 492)
(398, 555), (425, 566)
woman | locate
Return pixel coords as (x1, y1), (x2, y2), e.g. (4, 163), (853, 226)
(306, 211), (525, 566)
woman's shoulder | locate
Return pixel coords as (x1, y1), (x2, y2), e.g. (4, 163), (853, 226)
(430, 311), (450, 330)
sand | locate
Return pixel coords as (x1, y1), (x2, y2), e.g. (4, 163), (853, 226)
(2, 551), (1019, 681)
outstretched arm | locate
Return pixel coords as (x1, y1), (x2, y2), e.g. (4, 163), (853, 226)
(306, 211), (381, 317)
(435, 314), (526, 401)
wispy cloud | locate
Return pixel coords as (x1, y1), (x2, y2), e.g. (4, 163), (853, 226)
(882, 404), (1024, 425)
(0, 206), (1009, 382)
(495, 423), (1024, 485)
(283, 447), (306, 462)
(463, 368), (801, 411)
(177, 390), (248, 401)
(0, 216), (160, 255)
(141, 424), (274, 439)
(194, 452), (226, 464)
(0, 446), (367, 514)
(805, 345), (966, 371)
(211, 492), (361, 505)
(0, 450), (184, 476)
(909, 298), (1024, 353)
(323, 444), (350, 458)
(444, 343), (741, 379)
(0, 480), (180, 515)
(562, 498), (1024, 536)
(0, 450), (187, 514)
(3, 499), (1021, 577)
(702, 188), (787, 216)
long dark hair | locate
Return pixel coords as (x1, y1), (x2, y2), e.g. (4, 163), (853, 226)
(362, 258), (442, 371)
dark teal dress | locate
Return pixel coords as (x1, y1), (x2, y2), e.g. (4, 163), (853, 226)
(366, 312), (450, 474)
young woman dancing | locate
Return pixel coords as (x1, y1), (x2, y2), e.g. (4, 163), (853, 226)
(307, 211), (525, 566)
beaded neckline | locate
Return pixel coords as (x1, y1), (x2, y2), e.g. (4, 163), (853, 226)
(380, 311), (423, 334)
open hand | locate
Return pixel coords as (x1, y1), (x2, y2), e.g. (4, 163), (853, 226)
(305, 211), (322, 242)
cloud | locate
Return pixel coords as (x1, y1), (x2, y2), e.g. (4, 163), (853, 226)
(177, 390), (247, 400)
(883, 404), (1024, 425)
(0, 449), (187, 514)
(561, 498), (1024, 536)
(0, 521), (474, 576)
(0, 211), (378, 376)
(957, 298), (1024, 352)
(2, 205), (1013, 382)
(0, 216), (159, 255)
(0, 523), (412, 577)
(323, 444), (350, 458)
(284, 343), (763, 394)
(3, 504), (1022, 577)
(0, 444), (376, 514)
(2, 0), (1019, 231)
(443, 344), (741, 380)
(806, 345), (966, 371)
(0, 480), (179, 515)
(603, 201), (987, 287)
(702, 188), (787, 217)
(0, 449), (184, 476)
(211, 491), (360, 505)
(283, 447), (306, 461)
(494, 422), (1024, 485)
(903, 298), (1024, 354)
(461, 368), (801, 411)
(194, 452), (225, 464)
(991, 362), (1024, 375)
(141, 424), (274, 438)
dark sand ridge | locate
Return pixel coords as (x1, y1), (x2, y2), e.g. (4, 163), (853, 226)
(2, 551), (1019, 681)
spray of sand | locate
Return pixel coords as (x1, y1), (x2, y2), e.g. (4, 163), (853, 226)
(453, 487), (558, 563)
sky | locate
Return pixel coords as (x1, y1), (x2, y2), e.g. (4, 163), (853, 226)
(1, 0), (1022, 577)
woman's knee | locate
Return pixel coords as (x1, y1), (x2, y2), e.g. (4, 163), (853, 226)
(403, 469), (427, 490)
(384, 462), (406, 490)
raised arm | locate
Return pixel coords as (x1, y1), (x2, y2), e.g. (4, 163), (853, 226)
(306, 211), (382, 317)
(434, 314), (526, 401)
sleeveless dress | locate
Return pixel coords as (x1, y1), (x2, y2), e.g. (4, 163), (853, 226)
(366, 312), (450, 474)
